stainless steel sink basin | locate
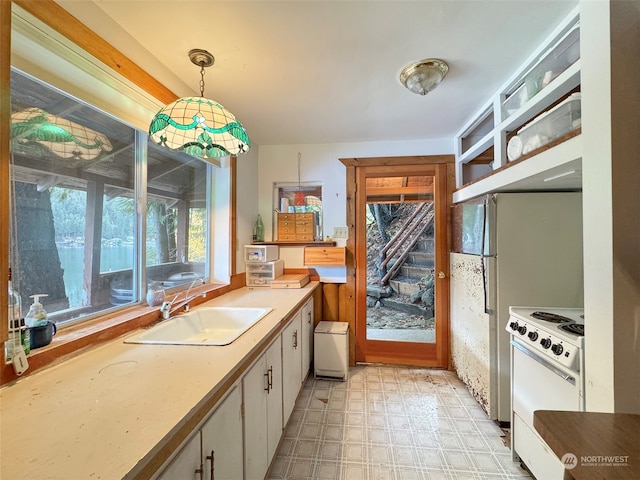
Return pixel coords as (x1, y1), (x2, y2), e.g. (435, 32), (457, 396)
(124, 306), (272, 346)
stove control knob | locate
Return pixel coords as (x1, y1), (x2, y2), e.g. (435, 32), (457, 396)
(551, 343), (564, 356)
(509, 321), (519, 331)
(540, 338), (552, 349)
(528, 331), (539, 341)
(517, 325), (527, 335)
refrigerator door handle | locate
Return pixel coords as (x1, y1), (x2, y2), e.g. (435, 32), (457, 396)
(481, 195), (496, 315)
(482, 256), (492, 315)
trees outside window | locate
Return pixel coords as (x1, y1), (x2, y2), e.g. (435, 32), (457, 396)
(9, 69), (211, 325)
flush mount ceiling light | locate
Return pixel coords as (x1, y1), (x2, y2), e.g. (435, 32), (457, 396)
(400, 58), (449, 96)
(149, 49), (250, 159)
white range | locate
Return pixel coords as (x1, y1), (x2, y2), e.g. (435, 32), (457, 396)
(507, 306), (585, 480)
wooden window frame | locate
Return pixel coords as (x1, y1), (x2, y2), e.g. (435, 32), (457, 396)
(0, 0), (240, 383)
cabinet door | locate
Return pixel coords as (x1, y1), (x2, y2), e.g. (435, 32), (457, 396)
(301, 297), (314, 381)
(157, 430), (202, 480)
(265, 335), (283, 466)
(243, 336), (282, 480)
(282, 311), (303, 426)
(201, 385), (243, 480)
(243, 353), (269, 480)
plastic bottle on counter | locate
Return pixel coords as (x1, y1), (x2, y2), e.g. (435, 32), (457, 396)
(5, 269), (24, 362)
(7, 269), (21, 322)
(25, 294), (48, 328)
(19, 318), (30, 355)
(5, 319), (21, 362)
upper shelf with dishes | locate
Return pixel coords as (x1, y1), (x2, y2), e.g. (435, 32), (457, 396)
(453, 7), (582, 203)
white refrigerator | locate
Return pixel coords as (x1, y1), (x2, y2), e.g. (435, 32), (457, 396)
(450, 192), (583, 424)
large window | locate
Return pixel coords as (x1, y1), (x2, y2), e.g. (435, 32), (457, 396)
(9, 69), (212, 325)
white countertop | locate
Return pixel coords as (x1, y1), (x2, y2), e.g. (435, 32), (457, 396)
(0, 285), (316, 480)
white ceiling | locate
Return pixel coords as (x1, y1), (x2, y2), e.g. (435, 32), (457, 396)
(56, 0), (578, 148)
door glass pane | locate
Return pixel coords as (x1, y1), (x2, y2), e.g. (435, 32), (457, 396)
(365, 176), (436, 343)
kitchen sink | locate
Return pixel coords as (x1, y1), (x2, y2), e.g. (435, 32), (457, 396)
(124, 306), (273, 346)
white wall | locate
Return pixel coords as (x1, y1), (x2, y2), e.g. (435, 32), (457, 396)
(255, 138), (453, 280)
(581, 0), (640, 413)
(235, 148), (260, 274)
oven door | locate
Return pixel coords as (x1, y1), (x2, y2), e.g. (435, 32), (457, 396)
(511, 339), (581, 422)
(511, 339), (582, 480)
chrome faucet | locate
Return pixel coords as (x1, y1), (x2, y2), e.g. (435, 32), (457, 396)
(160, 278), (206, 320)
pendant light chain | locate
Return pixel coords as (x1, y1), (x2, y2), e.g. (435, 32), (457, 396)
(199, 64), (206, 98)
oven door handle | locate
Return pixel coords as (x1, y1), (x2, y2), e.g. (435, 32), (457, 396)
(511, 340), (576, 386)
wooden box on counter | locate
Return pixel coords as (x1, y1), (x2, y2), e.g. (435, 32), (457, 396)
(270, 273), (311, 289)
(277, 212), (315, 241)
(303, 247), (346, 266)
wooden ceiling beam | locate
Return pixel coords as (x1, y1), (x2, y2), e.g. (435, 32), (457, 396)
(365, 186), (434, 197)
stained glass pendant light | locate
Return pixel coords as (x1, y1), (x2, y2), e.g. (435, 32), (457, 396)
(12, 107), (113, 160)
(149, 49), (250, 159)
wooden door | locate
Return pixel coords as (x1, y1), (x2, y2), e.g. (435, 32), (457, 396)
(341, 156), (454, 367)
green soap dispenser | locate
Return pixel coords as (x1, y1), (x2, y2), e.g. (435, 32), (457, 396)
(25, 294), (48, 327)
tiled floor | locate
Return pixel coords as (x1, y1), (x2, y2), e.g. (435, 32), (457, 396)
(269, 365), (532, 480)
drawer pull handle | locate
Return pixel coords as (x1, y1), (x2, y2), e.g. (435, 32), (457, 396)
(264, 366), (273, 392)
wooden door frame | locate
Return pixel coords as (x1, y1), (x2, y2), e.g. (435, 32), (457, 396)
(340, 155), (455, 368)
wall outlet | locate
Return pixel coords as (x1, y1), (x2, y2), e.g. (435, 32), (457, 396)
(333, 227), (348, 239)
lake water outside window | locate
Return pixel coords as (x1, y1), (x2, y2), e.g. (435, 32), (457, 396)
(9, 69), (211, 326)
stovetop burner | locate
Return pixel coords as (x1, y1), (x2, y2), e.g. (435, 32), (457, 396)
(531, 311), (574, 324)
(560, 323), (585, 336)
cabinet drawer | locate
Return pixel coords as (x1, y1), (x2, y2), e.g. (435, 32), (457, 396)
(295, 213), (314, 222)
(295, 225), (314, 234)
(303, 247), (346, 266)
(295, 233), (314, 241)
(246, 259), (284, 286)
(278, 220), (296, 228)
(278, 233), (298, 241)
(278, 225), (296, 234)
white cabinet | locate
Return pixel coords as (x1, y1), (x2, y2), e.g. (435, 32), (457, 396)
(157, 293), (315, 480)
(282, 310), (303, 425)
(158, 385), (243, 480)
(301, 297), (314, 381)
(243, 336), (283, 480)
(454, 6), (581, 200)
(156, 429), (201, 480)
(201, 386), (243, 480)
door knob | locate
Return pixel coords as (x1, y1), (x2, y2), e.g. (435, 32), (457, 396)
(438, 271), (446, 279)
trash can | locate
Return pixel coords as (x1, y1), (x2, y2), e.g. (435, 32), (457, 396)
(314, 321), (349, 381)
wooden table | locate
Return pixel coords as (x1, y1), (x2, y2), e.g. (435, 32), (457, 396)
(534, 410), (640, 480)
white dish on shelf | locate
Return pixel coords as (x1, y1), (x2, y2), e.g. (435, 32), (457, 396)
(507, 136), (523, 161)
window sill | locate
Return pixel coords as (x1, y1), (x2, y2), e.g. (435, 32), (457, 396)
(1, 281), (240, 386)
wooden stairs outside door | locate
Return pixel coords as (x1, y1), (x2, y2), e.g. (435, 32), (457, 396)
(379, 202), (435, 296)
